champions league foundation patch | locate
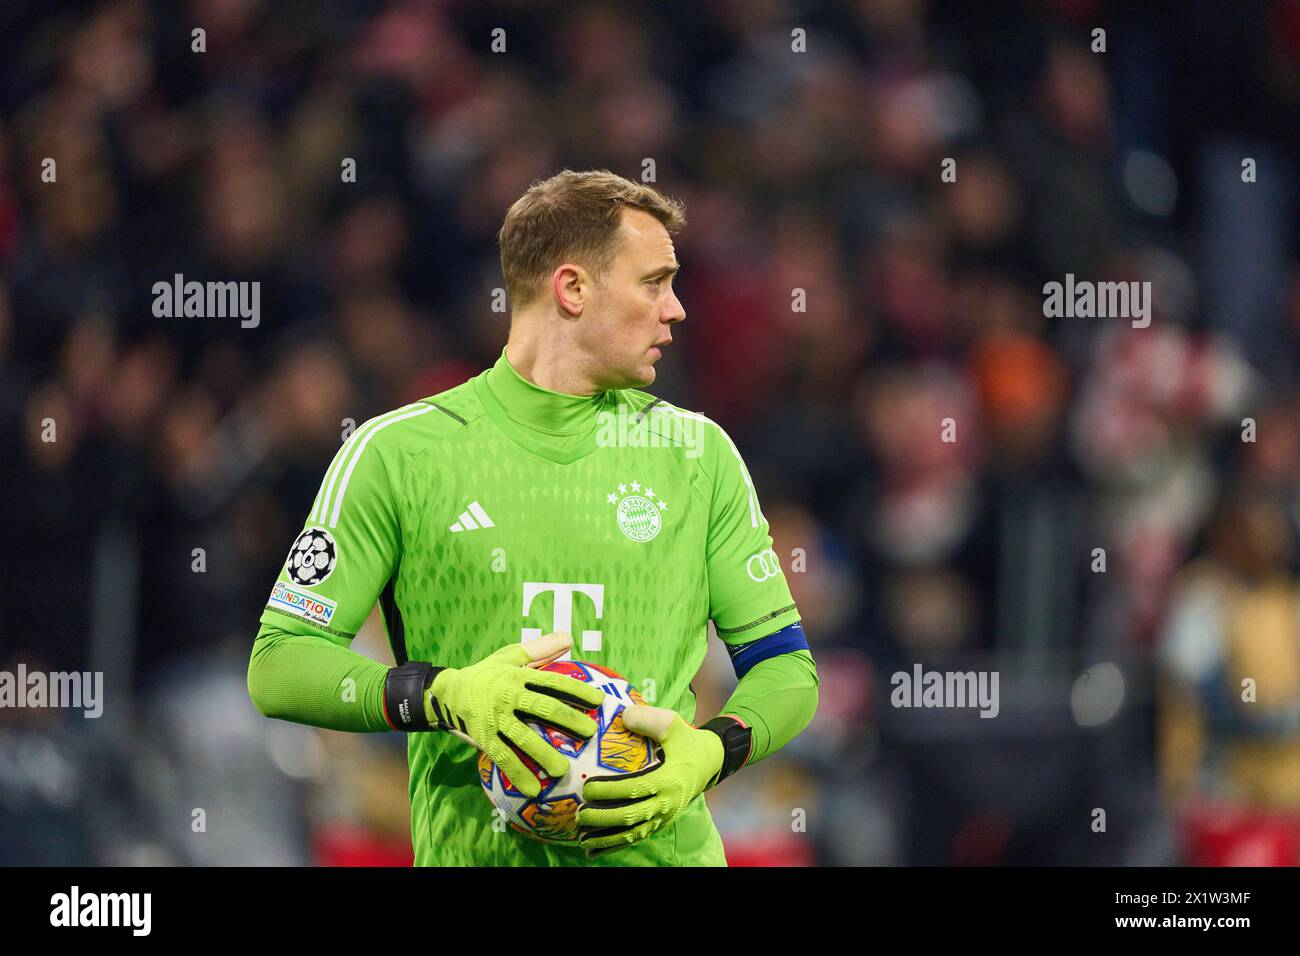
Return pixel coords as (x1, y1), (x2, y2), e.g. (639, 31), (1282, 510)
(268, 581), (338, 628)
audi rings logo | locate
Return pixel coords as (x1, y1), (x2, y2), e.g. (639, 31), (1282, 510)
(746, 549), (781, 582)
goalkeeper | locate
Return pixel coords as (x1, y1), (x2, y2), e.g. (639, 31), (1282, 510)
(248, 169), (819, 866)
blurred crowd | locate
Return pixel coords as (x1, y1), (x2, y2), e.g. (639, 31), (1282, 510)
(3, 0), (1300, 865)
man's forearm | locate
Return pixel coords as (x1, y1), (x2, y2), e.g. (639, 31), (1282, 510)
(248, 627), (392, 732)
(717, 649), (819, 766)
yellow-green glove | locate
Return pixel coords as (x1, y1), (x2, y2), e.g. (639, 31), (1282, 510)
(425, 632), (605, 798)
(576, 704), (725, 857)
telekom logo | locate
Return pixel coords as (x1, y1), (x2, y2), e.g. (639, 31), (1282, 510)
(521, 583), (605, 653)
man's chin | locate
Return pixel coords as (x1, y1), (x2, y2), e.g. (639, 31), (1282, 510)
(606, 366), (655, 390)
(629, 364), (656, 388)
(598, 361), (656, 391)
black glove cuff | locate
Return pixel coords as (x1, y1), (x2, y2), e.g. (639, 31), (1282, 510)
(384, 662), (443, 731)
(700, 716), (752, 787)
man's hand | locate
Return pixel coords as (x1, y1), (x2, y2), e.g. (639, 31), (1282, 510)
(576, 704), (725, 857)
(425, 632), (606, 798)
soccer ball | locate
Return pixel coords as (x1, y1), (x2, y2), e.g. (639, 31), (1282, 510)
(477, 660), (659, 844)
(286, 527), (337, 586)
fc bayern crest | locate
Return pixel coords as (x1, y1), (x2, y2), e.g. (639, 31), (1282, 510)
(285, 527), (338, 586)
(608, 480), (666, 542)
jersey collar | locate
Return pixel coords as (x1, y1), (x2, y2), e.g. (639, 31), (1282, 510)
(474, 347), (619, 464)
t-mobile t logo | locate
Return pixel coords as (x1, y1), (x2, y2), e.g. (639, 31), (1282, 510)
(521, 582), (604, 653)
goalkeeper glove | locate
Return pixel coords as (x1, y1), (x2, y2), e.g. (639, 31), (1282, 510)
(387, 632), (605, 798)
(577, 705), (747, 857)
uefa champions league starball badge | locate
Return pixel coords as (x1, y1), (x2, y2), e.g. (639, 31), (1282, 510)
(285, 527), (338, 586)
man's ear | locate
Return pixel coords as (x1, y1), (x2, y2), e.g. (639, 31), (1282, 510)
(555, 264), (586, 317)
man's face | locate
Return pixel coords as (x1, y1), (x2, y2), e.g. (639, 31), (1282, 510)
(577, 208), (685, 389)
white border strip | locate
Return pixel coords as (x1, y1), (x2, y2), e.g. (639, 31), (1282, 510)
(328, 404), (436, 528)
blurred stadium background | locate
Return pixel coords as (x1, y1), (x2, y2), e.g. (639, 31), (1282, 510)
(3, 0), (1300, 866)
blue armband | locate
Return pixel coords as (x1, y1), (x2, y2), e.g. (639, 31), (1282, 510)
(723, 621), (809, 679)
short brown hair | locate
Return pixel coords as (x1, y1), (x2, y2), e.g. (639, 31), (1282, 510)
(498, 169), (686, 309)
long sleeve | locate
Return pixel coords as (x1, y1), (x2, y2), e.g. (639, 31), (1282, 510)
(719, 649), (819, 765)
(247, 404), (435, 731)
(248, 626), (392, 731)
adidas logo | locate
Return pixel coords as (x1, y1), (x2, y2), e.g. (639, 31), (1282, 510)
(450, 500), (495, 533)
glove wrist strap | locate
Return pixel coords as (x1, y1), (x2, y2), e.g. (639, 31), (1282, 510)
(384, 663), (444, 731)
(699, 715), (752, 787)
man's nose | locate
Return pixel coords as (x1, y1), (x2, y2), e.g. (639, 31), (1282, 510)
(664, 291), (685, 324)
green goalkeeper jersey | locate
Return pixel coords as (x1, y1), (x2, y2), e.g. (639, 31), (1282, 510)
(255, 348), (801, 865)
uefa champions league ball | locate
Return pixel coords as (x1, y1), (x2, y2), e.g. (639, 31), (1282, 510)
(477, 660), (660, 844)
